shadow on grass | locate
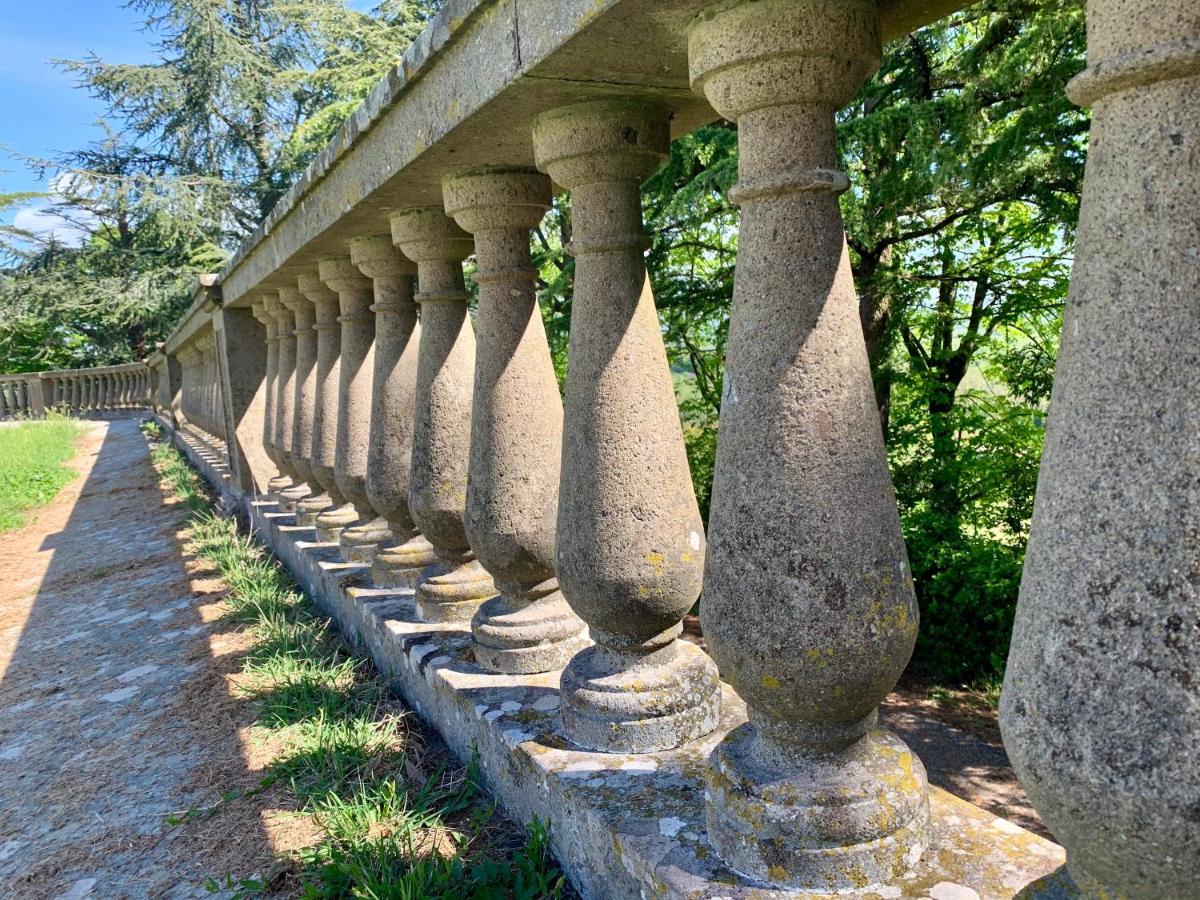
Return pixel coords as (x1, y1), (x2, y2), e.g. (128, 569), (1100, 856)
(148, 428), (572, 898)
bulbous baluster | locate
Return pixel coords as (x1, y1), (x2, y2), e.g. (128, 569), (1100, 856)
(443, 168), (589, 674)
(349, 235), (439, 588)
(688, 1), (929, 888)
(390, 207), (496, 624)
(532, 100), (719, 752)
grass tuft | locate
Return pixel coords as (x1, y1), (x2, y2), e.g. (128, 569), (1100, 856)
(146, 432), (569, 899)
(0, 413), (85, 533)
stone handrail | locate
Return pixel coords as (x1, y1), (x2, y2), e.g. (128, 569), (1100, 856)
(46, 0), (1200, 897)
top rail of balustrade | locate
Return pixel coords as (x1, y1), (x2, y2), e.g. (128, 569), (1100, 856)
(158, 0), (968, 353)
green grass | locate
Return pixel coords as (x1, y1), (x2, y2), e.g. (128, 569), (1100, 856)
(147, 432), (569, 899)
(0, 414), (85, 533)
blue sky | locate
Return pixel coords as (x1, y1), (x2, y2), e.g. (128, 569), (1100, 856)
(0, 1), (378, 242)
(0, 1), (151, 237)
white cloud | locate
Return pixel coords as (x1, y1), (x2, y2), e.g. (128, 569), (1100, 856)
(11, 203), (93, 247)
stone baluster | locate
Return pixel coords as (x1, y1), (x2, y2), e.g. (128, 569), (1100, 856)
(120, 372), (129, 408)
(69, 376), (79, 413)
(251, 299), (288, 499)
(318, 257), (392, 561)
(292, 278), (333, 526)
(532, 101), (719, 752)
(442, 169), (589, 674)
(278, 285), (324, 523)
(999, 4), (1200, 898)
(303, 273), (358, 541)
(348, 235), (439, 586)
(389, 208), (496, 623)
(687, 2), (929, 888)
(271, 289), (313, 510)
(0, 382), (11, 418)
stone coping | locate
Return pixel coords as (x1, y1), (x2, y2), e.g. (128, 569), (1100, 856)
(161, 415), (1067, 900)
(205, 0), (972, 311)
(3, 362), (149, 380)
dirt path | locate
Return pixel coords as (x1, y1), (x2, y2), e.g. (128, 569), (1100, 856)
(0, 419), (285, 899)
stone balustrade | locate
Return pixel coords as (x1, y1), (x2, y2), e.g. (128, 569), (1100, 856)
(15, 1), (1200, 897)
(0, 362), (153, 420)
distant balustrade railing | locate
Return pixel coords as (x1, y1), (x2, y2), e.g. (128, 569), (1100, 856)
(0, 362), (154, 420)
(97, 0), (1200, 896)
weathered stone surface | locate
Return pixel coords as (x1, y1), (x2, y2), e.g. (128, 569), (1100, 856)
(224, 473), (1067, 900)
(999, 4), (1200, 898)
(319, 257), (391, 562)
(280, 283), (328, 524)
(349, 235), (439, 588)
(301, 273), (358, 541)
(390, 207), (496, 624)
(533, 100), (718, 753)
(276, 286), (317, 507)
(271, 292), (313, 510)
(258, 295), (299, 505)
(442, 167), (588, 675)
(213, 310), (272, 495)
(689, 0), (928, 889)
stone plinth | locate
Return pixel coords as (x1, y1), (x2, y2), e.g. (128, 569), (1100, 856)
(228, 475), (1067, 900)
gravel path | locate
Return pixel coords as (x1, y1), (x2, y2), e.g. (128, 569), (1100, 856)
(0, 419), (268, 899)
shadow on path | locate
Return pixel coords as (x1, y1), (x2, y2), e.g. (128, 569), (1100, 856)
(0, 419), (276, 898)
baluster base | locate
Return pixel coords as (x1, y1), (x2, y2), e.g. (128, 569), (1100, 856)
(415, 556), (496, 624)
(279, 480), (314, 510)
(315, 501), (358, 543)
(339, 516), (392, 564)
(372, 533), (439, 589)
(705, 724), (930, 891)
(560, 631), (720, 754)
(268, 475), (298, 511)
(295, 492), (332, 527)
(472, 580), (590, 675)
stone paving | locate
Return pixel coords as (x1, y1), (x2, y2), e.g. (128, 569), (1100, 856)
(0, 419), (265, 899)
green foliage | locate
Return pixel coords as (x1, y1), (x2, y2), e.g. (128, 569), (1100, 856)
(536, 0), (1087, 683)
(0, 415), (84, 531)
(2, 1), (437, 373)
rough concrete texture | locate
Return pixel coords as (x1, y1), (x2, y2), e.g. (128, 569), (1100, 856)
(319, 257), (391, 562)
(532, 100), (718, 754)
(349, 235), (440, 588)
(270, 294), (313, 509)
(689, 1), (929, 888)
(442, 167), (589, 675)
(212, 311), (270, 496)
(289, 284), (333, 525)
(259, 296), (298, 504)
(301, 273), (357, 540)
(279, 285), (320, 504)
(389, 207), (496, 625)
(999, 4), (1200, 898)
(226, 477), (1067, 900)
